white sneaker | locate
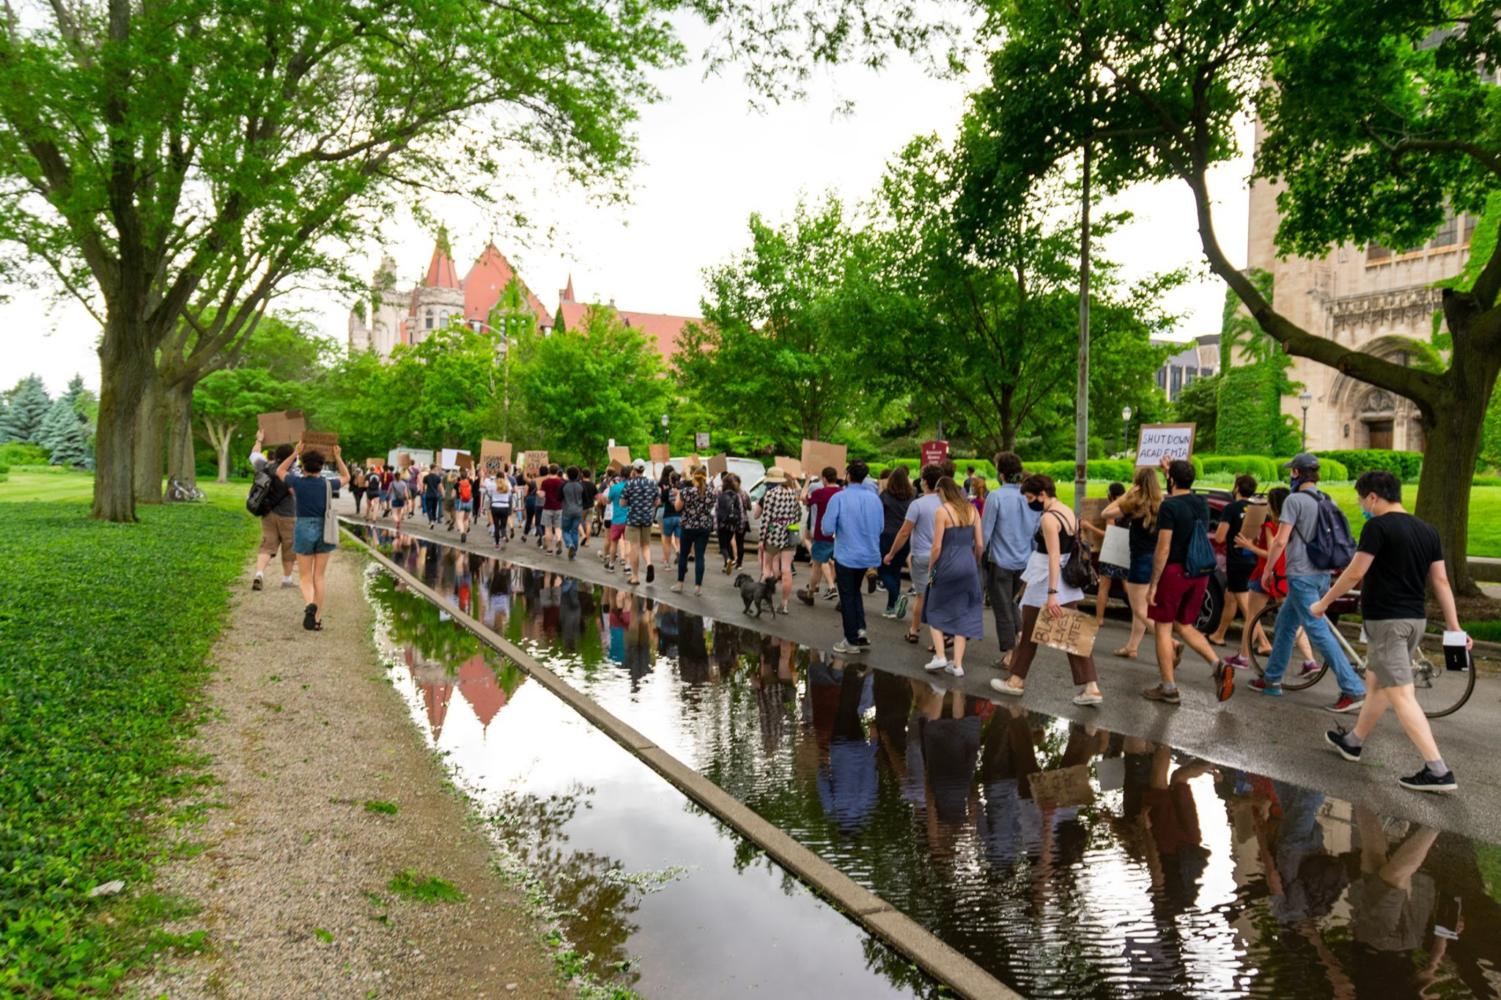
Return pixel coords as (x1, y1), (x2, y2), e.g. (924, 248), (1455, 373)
(280, 577), (296, 588)
(833, 639), (865, 655)
(923, 656), (949, 673)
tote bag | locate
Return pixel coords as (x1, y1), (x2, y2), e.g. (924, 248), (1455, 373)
(1099, 524), (1131, 569)
(322, 479), (340, 546)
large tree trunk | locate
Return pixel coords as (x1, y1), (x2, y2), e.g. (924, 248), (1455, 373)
(133, 373), (165, 504)
(216, 431), (232, 483)
(92, 313), (156, 522)
(999, 383), (1017, 452)
(165, 378), (197, 491)
(1413, 335), (1500, 598)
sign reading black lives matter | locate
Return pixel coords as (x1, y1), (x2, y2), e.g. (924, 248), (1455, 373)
(1030, 609), (1100, 657)
(1135, 423), (1196, 467)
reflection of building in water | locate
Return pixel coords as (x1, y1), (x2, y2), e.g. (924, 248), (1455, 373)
(1244, 120), (1479, 451)
(397, 645), (511, 739)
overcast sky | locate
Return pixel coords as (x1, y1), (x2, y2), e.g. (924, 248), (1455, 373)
(3, 20), (1251, 396)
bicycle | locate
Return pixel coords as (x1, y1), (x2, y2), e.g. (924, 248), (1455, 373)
(167, 477), (205, 502)
(1248, 601), (1475, 718)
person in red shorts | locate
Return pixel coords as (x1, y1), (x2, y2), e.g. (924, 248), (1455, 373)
(1142, 458), (1235, 705)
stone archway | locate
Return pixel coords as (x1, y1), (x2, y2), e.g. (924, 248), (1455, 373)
(1325, 336), (1429, 450)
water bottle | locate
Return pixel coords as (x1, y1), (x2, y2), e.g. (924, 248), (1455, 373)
(1443, 630), (1471, 674)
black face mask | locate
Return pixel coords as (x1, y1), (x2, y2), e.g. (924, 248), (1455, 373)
(1027, 499), (1046, 513)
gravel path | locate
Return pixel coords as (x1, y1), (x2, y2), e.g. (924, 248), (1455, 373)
(132, 547), (564, 999)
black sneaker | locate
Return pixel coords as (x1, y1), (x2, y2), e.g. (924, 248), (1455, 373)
(646, 564), (655, 584)
(1398, 768), (1457, 794)
(1325, 728), (1363, 763)
(252, 576), (264, 591)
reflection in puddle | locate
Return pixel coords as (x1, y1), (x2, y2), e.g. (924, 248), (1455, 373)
(363, 528), (1501, 999)
(367, 560), (934, 999)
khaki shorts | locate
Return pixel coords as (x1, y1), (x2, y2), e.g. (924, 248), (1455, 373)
(624, 524), (652, 549)
(259, 514), (295, 557)
(1363, 618), (1424, 687)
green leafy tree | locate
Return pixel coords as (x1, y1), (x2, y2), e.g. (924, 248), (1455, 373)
(510, 306), (668, 466)
(678, 197), (889, 451)
(962, 0), (1501, 591)
(313, 347), (401, 468)
(195, 368), (296, 482)
(39, 376), (92, 468)
(389, 322), (509, 454)
(0, 375), (50, 445)
(1172, 374), (1220, 452)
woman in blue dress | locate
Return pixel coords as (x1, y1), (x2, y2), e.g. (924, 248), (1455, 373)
(921, 477), (985, 677)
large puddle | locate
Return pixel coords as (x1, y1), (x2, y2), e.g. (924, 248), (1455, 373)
(360, 528), (1501, 999)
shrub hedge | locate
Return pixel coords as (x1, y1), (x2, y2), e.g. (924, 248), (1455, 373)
(1314, 449), (1422, 482)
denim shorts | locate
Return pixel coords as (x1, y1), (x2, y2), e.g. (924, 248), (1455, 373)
(811, 539), (835, 563)
(1127, 552), (1154, 585)
(661, 515), (681, 539)
(293, 517), (336, 556)
(456, 500), (473, 513)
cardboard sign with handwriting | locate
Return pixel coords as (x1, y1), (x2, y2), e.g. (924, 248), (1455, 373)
(800, 439), (847, 478)
(1239, 501), (1270, 546)
(301, 430), (339, 451)
(773, 455), (804, 479)
(257, 410), (305, 445)
(608, 446), (631, 468)
(707, 454), (728, 477)
(1030, 609), (1100, 657)
(480, 439), (512, 470)
(1135, 423), (1196, 467)
(649, 442), (671, 464)
(695, 431), (711, 450)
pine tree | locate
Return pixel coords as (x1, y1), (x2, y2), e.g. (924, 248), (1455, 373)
(0, 375), (50, 444)
(40, 397), (89, 467)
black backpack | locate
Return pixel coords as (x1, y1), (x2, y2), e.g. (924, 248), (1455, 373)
(1302, 490), (1357, 571)
(246, 468), (288, 517)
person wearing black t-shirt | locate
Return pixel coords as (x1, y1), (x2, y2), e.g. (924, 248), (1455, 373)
(1313, 471), (1468, 794)
(1208, 475), (1259, 646)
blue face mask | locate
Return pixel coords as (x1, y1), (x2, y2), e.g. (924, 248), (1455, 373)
(1360, 503), (1374, 522)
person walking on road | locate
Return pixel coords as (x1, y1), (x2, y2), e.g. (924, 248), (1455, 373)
(884, 464), (944, 647)
(455, 467), (475, 543)
(989, 474), (1104, 706)
(1102, 467), (1164, 660)
(422, 463), (443, 528)
(823, 460), (883, 655)
(800, 466), (843, 606)
(248, 431), (297, 591)
(621, 460), (660, 586)
(388, 470), (410, 532)
(716, 473), (747, 573)
(540, 464), (566, 556)
(876, 466), (915, 619)
(919, 477), (985, 677)
(658, 466), (682, 570)
(1249, 453), (1366, 713)
(561, 466), (586, 560)
(756, 466), (803, 615)
(603, 470), (630, 573)
(1318, 471), (1467, 793)
(1142, 459), (1235, 706)
(275, 442), (350, 631)
(978, 452), (1037, 667)
(486, 472), (513, 548)
(671, 465), (718, 594)
(1208, 474), (1260, 647)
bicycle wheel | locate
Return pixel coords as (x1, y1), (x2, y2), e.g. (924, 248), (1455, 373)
(1248, 603), (1326, 691)
(1411, 647), (1476, 719)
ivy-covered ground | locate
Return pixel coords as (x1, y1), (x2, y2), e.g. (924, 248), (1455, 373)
(0, 482), (254, 996)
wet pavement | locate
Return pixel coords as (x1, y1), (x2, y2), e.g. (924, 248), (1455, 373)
(353, 524), (1501, 999)
(367, 567), (938, 999)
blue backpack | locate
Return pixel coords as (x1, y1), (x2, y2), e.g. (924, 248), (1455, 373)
(1302, 490), (1357, 571)
(1184, 520), (1217, 578)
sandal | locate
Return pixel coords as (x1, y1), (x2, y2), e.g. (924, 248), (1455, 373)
(1173, 641), (1184, 667)
(1113, 647), (1137, 660)
(904, 631), (919, 644)
(302, 603), (318, 630)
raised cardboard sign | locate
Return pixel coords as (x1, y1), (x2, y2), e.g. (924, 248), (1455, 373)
(523, 450), (549, 474)
(479, 439), (512, 471)
(455, 451), (473, 470)
(1135, 423), (1196, 467)
(257, 410), (305, 445)
(1030, 609), (1100, 658)
(773, 455), (804, 480)
(649, 442), (671, 464)
(398, 453), (412, 470)
(694, 431), (711, 450)
(606, 458), (624, 474)
(300, 430), (339, 451)
(608, 445), (631, 468)
(1239, 501), (1270, 547)
(707, 454), (728, 477)
(365, 457), (384, 470)
(800, 439), (848, 479)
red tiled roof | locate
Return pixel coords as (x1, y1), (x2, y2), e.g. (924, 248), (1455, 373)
(423, 239), (460, 289)
(456, 653), (507, 729)
(556, 301), (697, 358)
(463, 244), (551, 330)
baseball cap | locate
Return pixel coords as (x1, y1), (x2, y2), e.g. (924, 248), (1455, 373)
(1282, 452), (1320, 472)
(632, 458), (647, 471)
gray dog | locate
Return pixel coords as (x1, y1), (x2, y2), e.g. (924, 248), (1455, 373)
(734, 572), (776, 617)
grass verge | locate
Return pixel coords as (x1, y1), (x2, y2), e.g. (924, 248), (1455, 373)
(0, 493), (256, 995)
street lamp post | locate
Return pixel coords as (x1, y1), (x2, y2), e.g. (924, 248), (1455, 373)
(1121, 404), (1133, 457)
(660, 412), (669, 444)
(1299, 390), (1313, 450)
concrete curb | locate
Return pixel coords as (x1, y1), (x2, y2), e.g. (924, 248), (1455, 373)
(342, 524), (1019, 1000)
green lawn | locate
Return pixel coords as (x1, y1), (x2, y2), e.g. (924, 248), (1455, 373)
(1051, 480), (1501, 559)
(0, 465), (246, 505)
(0, 479), (256, 995)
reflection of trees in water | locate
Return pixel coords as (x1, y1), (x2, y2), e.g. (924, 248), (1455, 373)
(490, 786), (642, 989)
(368, 573), (526, 698)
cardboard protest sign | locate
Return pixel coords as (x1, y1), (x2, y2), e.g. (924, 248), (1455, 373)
(1080, 496), (1110, 533)
(649, 443), (671, 464)
(257, 410), (305, 445)
(800, 439), (848, 478)
(607, 459), (624, 474)
(456, 451), (473, 471)
(694, 431), (711, 450)
(300, 430), (339, 451)
(440, 448), (461, 469)
(365, 457), (384, 470)
(479, 439), (512, 471)
(1030, 609), (1101, 658)
(523, 450), (549, 474)
(608, 446), (631, 468)
(1135, 423), (1196, 467)
(398, 453), (412, 470)
(773, 455), (804, 480)
(1027, 765), (1096, 809)
(1240, 501), (1270, 546)
(920, 439), (949, 468)
(707, 454), (728, 477)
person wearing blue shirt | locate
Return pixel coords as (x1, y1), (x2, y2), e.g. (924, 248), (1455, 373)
(275, 441), (350, 632)
(979, 452), (1038, 667)
(823, 459), (884, 655)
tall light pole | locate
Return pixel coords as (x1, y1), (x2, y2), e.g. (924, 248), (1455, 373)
(1121, 404), (1133, 457)
(1074, 138), (1091, 515)
(1299, 390), (1313, 450)
(660, 412), (669, 444)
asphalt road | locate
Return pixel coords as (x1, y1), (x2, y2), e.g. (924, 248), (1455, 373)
(340, 500), (1501, 845)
